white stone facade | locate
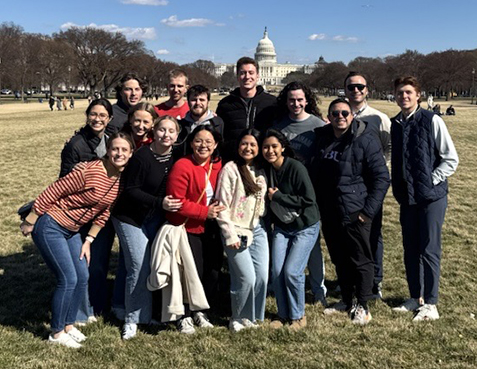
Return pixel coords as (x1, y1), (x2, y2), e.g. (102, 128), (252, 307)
(214, 28), (316, 86)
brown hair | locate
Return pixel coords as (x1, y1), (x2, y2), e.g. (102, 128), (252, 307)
(236, 56), (259, 75)
(106, 132), (135, 152)
(168, 69), (189, 85)
(394, 76), (422, 103)
(153, 115), (180, 132)
(394, 76), (421, 94)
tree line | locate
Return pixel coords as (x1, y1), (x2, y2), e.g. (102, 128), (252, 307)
(1, 21), (477, 101)
(285, 50), (477, 101)
(0, 22), (219, 98)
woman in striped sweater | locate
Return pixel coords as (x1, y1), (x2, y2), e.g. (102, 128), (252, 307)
(20, 133), (134, 348)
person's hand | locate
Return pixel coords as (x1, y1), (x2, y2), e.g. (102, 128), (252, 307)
(207, 201), (226, 219)
(20, 221), (34, 236)
(358, 213), (371, 223)
(268, 187), (278, 201)
(79, 241), (91, 265)
(162, 195), (182, 212)
(226, 242), (241, 250)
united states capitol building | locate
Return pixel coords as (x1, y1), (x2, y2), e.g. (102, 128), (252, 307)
(214, 28), (316, 86)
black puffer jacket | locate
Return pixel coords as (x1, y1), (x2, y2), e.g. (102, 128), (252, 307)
(59, 125), (103, 178)
(216, 86), (276, 160)
(311, 119), (390, 225)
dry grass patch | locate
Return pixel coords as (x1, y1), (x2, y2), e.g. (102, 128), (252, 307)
(0, 97), (476, 369)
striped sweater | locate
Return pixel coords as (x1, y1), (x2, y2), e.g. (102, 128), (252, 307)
(26, 160), (121, 237)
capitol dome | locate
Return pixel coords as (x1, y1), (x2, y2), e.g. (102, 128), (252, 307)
(255, 27), (277, 64)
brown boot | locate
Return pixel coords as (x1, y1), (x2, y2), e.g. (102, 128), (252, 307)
(289, 316), (307, 331)
(269, 319), (285, 329)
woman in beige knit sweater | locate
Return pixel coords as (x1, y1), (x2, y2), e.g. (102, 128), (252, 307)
(216, 128), (269, 332)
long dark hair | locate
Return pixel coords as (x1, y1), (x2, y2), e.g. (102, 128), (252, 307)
(260, 129), (295, 159)
(276, 81), (322, 119)
(234, 129), (262, 196)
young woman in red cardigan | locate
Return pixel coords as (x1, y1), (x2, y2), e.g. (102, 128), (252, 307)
(166, 124), (224, 334)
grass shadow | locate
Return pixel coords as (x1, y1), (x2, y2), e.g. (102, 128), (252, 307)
(0, 242), (53, 337)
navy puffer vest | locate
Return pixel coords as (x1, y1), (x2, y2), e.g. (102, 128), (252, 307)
(391, 108), (448, 205)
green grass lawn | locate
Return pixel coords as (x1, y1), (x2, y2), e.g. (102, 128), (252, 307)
(0, 96), (476, 368)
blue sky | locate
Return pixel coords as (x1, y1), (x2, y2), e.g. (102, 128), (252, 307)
(2, 0), (475, 65)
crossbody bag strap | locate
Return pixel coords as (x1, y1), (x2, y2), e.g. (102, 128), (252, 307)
(182, 159), (213, 226)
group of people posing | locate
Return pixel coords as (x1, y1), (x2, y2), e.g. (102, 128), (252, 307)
(20, 56), (459, 349)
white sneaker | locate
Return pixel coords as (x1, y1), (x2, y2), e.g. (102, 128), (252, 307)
(392, 298), (421, 312)
(75, 315), (98, 327)
(49, 332), (82, 349)
(413, 304), (439, 321)
(66, 326), (87, 343)
(229, 319), (245, 333)
(241, 318), (259, 329)
(122, 323), (137, 340)
(323, 300), (349, 315)
(193, 312), (214, 328)
(351, 305), (372, 325)
(178, 317), (196, 334)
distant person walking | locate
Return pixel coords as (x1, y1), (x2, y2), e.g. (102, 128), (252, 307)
(62, 97), (68, 111)
(49, 95), (55, 111)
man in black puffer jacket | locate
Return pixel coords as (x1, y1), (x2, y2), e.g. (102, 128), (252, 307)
(311, 98), (390, 325)
(216, 56), (276, 162)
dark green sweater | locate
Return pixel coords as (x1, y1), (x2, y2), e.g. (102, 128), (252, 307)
(269, 157), (319, 232)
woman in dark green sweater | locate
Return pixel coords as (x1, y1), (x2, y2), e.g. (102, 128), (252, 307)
(261, 129), (319, 330)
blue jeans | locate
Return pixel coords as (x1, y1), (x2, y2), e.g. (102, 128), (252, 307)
(112, 216), (153, 324)
(307, 232), (327, 301)
(223, 222), (269, 322)
(76, 219), (116, 321)
(111, 211), (164, 320)
(32, 214), (89, 333)
(271, 222), (319, 320)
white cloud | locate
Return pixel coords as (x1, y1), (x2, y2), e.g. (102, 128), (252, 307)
(60, 22), (156, 40)
(308, 33), (359, 43)
(308, 33), (326, 41)
(121, 0), (168, 5)
(157, 49), (170, 55)
(332, 35), (358, 43)
(160, 15), (220, 27)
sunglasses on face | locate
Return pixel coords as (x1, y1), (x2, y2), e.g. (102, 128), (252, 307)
(347, 84), (366, 92)
(330, 110), (351, 118)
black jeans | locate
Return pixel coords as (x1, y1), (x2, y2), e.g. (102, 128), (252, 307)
(322, 211), (374, 308)
(187, 220), (224, 309)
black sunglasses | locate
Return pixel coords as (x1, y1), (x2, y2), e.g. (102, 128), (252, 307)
(331, 110), (350, 118)
(347, 83), (366, 92)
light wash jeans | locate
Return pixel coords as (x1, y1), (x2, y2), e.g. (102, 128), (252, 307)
(32, 214), (89, 333)
(271, 222), (319, 320)
(307, 232), (327, 301)
(223, 222), (269, 322)
(112, 216), (152, 325)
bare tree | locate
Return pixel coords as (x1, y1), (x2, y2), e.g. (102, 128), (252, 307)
(56, 27), (148, 96)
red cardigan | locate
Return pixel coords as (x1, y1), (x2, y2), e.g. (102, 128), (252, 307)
(166, 155), (222, 234)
